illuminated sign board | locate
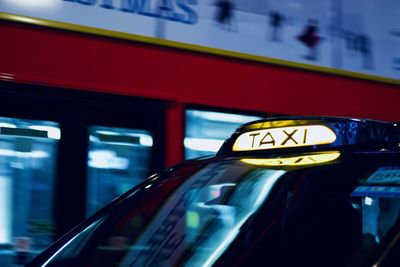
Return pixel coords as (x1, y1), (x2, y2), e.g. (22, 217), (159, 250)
(366, 167), (400, 184)
(241, 151), (340, 166)
(0, 0), (399, 84)
(351, 186), (400, 198)
(233, 125), (336, 152)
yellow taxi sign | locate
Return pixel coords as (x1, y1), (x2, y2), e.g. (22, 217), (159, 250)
(232, 125), (336, 152)
(241, 151), (340, 166)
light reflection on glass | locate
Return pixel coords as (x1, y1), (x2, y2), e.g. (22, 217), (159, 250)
(117, 162), (286, 267)
(42, 218), (105, 267)
(192, 170), (285, 267)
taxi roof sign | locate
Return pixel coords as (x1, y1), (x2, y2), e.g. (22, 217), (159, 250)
(218, 116), (396, 156)
(232, 125), (336, 152)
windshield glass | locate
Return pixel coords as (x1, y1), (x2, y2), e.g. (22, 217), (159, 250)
(30, 157), (400, 267)
(119, 163), (284, 267)
(38, 160), (286, 267)
(348, 166), (400, 266)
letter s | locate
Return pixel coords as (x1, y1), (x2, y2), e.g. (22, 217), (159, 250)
(176, 0), (198, 24)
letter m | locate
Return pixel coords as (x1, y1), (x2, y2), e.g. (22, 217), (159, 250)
(120, 0), (147, 13)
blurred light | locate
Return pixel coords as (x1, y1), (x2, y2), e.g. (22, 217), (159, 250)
(95, 130), (119, 135)
(184, 138), (224, 152)
(29, 125), (61, 140)
(0, 176), (12, 244)
(89, 135), (99, 142)
(211, 188), (221, 198)
(10, 162), (24, 169)
(186, 211), (200, 229)
(189, 110), (261, 124)
(93, 130), (153, 147)
(29, 151), (49, 158)
(0, 123), (17, 128)
(0, 149), (16, 157)
(139, 134), (153, 147)
(88, 150), (129, 170)
(365, 196), (373, 206)
(0, 73), (15, 81)
(0, 149), (49, 158)
(209, 183), (236, 199)
(5, 0), (57, 8)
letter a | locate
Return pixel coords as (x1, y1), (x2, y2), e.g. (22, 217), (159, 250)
(260, 132), (276, 147)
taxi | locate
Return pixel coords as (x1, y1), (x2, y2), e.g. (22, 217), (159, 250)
(27, 116), (400, 267)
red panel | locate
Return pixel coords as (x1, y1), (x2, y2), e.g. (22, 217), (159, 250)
(0, 21), (399, 121)
(164, 102), (185, 166)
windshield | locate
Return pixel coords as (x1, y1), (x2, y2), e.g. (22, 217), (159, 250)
(28, 156), (400, 267)
(34, 160), (286, 267)
(348, 167), (400, 266)
(120, 163), (284, 267)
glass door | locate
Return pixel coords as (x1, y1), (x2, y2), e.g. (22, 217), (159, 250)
(86, 126), (153, 216)
(0, 117), (59, 266)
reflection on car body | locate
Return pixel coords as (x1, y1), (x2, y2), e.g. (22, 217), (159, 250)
(27, 116), (400, 267)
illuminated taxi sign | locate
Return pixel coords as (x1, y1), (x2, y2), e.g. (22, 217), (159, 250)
(232, 125), (336, 152)
(241, 152), (340, 166)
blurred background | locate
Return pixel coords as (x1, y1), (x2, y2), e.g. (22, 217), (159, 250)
(0, 0), (399, 265)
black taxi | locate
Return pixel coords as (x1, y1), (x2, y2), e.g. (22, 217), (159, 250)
(27, 117), (400, 267)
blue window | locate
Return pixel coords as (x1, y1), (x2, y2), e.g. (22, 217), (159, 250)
(185, 109), (262, 159)
(86, 126), (153, 216)
(0, 117), (59, 265)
